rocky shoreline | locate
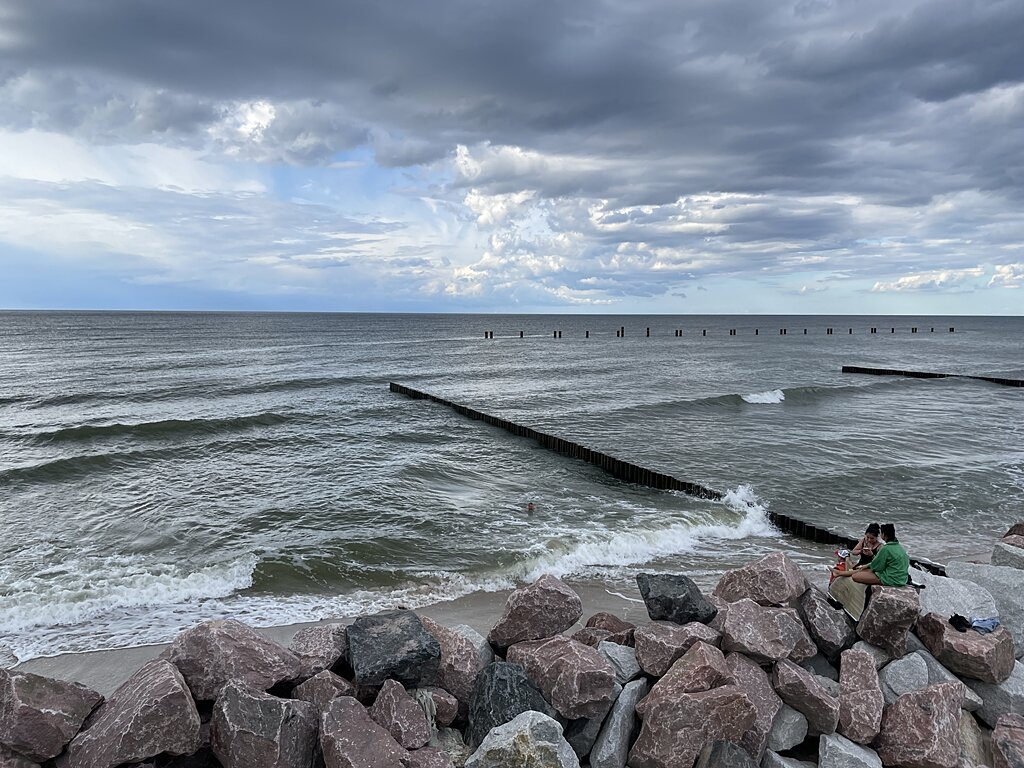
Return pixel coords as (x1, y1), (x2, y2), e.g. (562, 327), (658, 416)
(3, 527), (1024, 768)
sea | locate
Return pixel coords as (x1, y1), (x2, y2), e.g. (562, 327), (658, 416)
(1, 312), (1022, 663)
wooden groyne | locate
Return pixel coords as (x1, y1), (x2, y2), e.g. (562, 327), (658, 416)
(842, 366), (1024, 388)
(387, 382), (887, 554)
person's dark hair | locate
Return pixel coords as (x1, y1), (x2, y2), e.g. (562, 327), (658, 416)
(866, 523), (880, 536)
(880, 523), (897, 541)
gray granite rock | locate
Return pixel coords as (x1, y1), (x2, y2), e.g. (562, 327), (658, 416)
(914, 648), (983, 712)
(163, 619), (302, 701)
(912, 569), (998, 621)
(597, 642), (642, 685)
(465, 710), (579, 768)
(850, 641), (892, 670)
(993, 542), (1024, 571)
(404, 747), (455, 768)
(965, 659), (1024, 728)
(800, 653), (840, 682)
(210, 680), (318, 768)
(695, 740), (758, 768)
(637, 572), (718, 625)
(590, 679), (648, 768)
(347, 611), (441, 688)
(878, 652), (929, 705)
(761, 751), (817, 768)
(767, 705), (808, 753)
(430, 727), (472, 768)
(0, 669), (102, 762)
(58, 660), (201, 768)
(487, 574), (583, 650)
(818, 733), (881, 768)
(946, 562), (1024, 660)
(958, 712), (992, 768)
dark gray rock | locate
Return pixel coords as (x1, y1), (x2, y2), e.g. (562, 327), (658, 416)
(320, 695), (407, 768)
(163, 619), (302, 700)
(465, 710), (579, 768)
(58, 659), (201, 768)
(590, 678), (648, 768)
(565, 682), (620, 759)
(466, 662), (557, 750)
(878, 652), (929, 705)
(0, 669), (102, 762)
(347, 611), (440, 688)
(800, 653), (839, 682)
(288, 623), (349, 680)
(798, 588), (856, 664)
(695, 740), (758, 768)
(767, 705), (808, 753)
(818, 733), (881, 768)
(210, 680), (317, 768)
(636, 572), (718, 625)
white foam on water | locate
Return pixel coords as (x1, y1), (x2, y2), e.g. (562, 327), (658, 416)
(741, 388), (786, 404)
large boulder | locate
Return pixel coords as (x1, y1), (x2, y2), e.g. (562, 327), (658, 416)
(1005, 524), (1024, 539)
(564, 681), (621, 759)
(291, 670), (356, 715)
(572, 628), (611, 647)
(629, 685), (756, 768)
(404, 748), (454, 768)
(798, 588), (857, 664)
(636, 573), (718, 625)
(992, 713), (1024, 768)
(210, 680), (317, 768)
(487, 574), (583, 650)
(819, 733), (882, 768)
(712, 553), (808, 607)
(916, 612), (1016, 683)
(993, 542), (1024, 571)
(587, 612), (636, 635)
(466, 662), (558, 750)
(878, 653), (929, 705)
(768, 705), (808, 752)
(914, 648), (984, 711)
(694, 740), (758, 768)
(319, 696), (406, 768)
(58, 660), (201, 768)
(288, 623), (349, 680)
(369, 680), (430, 750)
(505, 636), (618, 720)
(450, 624), (495, 669)
(911, 570), (998, 621)
(596, 641), (642, 685)
(634, 622), (720, 677)
(347, 611), (440, 688)
(420, 616), (487, 707)
(0, 744), (40, 768)
(966, 660), (1024, 728)
(0, 669), (102, 762)
(855, 587), (919, 656)
(727, 652), (783, 760)
(720, 600), (812, 664)
(772, 659), (839, 736)
(850, 641), (893, 670)
(637, 642), (733, 716)
(590, 678), (648, 768)
(465, 710), (579, 768)
(838, 648), (883, 745)
(163, 619), (301, 700)
(959, 711), (992, 768)
(873, 682), (964, 768)
(946, 562), (1024, 659)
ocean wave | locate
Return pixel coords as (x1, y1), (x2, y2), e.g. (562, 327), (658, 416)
(741, 389), (785, 404)
(24, 412), (292, 444)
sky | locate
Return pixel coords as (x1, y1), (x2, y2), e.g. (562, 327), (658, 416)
(0, 0), (1022, 314)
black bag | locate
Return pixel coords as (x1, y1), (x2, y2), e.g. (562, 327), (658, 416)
(949, 614), (971, 632)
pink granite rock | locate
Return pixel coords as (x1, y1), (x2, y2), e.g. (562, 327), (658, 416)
(634, 621), (721, 677)
(419, 616), (488, 708)
(0, 669), (102, 762)
(163, 619), (302, 700)
(708, 595), (730, 633)
(587, 612), (636, 634)
(487, 574), (583, 650)
(855, 587), (919, 656)
(838, 648), (883, 745)
(638, 642), (733, 717)
(1004, 523), (1024, 539)
(292, 670), (357, 714)
(772, 659), (839, 736)
(210, 680), (318, 768)
(572, 627), (612, 647)
(712, 553), (809, 607)
(874, 682), (964, 768)
(369, 680), (430, 750)
(506, 635), (617, 720)
(320, 696), (407, 768)
(797, 587), (856, 664)
(58, 660), (201, 768)
(1002, 534), (1024, 550)
(288, 623), (349, 680)
(629, 685), (757, 768)
(916, 612), (1016, 684)
(720, 599), (810, 664)
(992, 713), (1024, 768)
(727, 652), (783, 760)
(418, 686), (458, 727)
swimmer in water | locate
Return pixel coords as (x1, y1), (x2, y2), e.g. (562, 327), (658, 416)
(526, 502), (535, 514)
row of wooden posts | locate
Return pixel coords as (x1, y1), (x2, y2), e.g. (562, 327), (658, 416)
(484, 326), (956, 339)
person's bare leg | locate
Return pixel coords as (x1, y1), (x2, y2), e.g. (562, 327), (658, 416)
(851, 570), (882, 585)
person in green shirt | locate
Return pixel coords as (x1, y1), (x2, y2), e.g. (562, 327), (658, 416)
(831, 523), (910, 586)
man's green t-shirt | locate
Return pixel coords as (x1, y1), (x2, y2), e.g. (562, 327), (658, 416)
(869, 540), (910, 586)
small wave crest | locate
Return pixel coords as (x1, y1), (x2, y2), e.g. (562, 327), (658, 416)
(741, 389), (785, 404)
(25, 412), (291, 444)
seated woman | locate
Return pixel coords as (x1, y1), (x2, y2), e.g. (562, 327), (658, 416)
(831, 523), (909, 586)
(852, 523), (881, 567)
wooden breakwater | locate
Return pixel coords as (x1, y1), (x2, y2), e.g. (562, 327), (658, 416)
(388, 382), (872, 551)
(842, 366), (1024, 388)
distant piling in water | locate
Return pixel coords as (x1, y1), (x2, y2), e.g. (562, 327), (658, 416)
(842, 365), (1023, 388)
